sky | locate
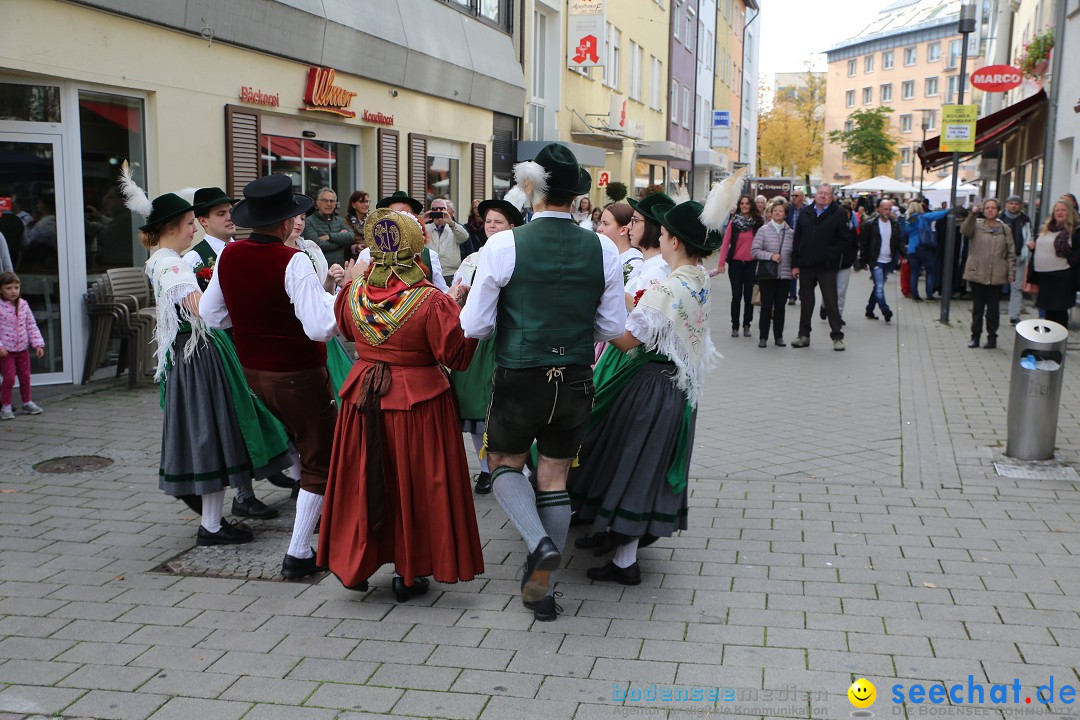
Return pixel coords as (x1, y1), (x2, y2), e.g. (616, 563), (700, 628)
(756, 0), (896, 88)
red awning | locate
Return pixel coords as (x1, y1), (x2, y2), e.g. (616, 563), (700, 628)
(80, 100), (142, 133)
(918, 90), (1046, 170)
(260, 135), (335, 163)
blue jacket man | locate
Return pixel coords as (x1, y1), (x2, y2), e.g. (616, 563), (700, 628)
(905, 207), (948, 301)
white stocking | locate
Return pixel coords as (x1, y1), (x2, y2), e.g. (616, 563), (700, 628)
(287, 490), (323, 558)
(200, 491), (225, 533)
(613, 538), (639, 569)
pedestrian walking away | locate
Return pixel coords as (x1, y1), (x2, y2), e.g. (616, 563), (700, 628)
(460, 144), (626, 621)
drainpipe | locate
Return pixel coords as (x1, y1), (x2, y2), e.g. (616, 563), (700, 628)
(1038, 0), (1068, 224)
(737, 2), (759, 165)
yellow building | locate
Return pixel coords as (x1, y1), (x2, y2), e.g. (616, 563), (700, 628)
(822, 0), (985, 187)
(521, 0), (669, 203)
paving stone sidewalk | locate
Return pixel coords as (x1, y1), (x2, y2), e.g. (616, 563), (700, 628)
(0, 272), (1078, 720)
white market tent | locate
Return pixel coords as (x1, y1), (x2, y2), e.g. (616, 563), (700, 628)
(842, 175), (920, 194)
(923, 175), (980, 209)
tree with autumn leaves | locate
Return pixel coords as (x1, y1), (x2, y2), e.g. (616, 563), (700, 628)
(757, 69), (825, 179)
(827, 106), (899, 178)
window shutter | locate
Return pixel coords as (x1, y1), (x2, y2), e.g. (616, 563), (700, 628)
(224, 105), (261, 199)
(377, 128), (400, 200)
(471, 143), (487, 203)
(408, 133), (428, 201)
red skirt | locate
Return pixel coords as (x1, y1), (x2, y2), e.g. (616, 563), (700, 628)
(317, 390), (484, 586)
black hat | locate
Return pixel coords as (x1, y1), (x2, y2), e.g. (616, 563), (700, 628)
(376, 190), (424, 215)
(477, 199), (525, 228)
(534, 143), (592, 195)
(193, 187), (236, 217)
(138, 193), (194, 232)
(653, 201), (721, 253)
(627, 192), (675, 224)
(231, 175), (314, 228)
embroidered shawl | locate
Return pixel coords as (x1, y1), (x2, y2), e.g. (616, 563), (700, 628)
(625, 263), (717, 408)
(145, 248), (210, 381)
(348, 274), (438, 347)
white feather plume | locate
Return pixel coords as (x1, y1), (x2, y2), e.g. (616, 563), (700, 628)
(175, 187), (199, 205)
(513, 160), (549, 208)
(118, 160), (153, 219)
(699, 166), (748, 232)
(670, 184), (691, 205)
(503, 184), (529, 213)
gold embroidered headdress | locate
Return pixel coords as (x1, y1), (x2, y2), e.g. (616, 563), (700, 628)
(363, 208), (427, 288)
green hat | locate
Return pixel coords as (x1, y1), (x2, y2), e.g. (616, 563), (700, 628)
(193, 187), (236, 217)
(138, 193), (194, 231)
(652, 201), (721, 253)
(477, 199), (525, 228)
(376, 190), (424, 215)
(627, 192), (675, 224)
(533, 143), (591, 195)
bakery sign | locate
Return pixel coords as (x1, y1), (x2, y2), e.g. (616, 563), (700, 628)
(302, 66), (358, 118)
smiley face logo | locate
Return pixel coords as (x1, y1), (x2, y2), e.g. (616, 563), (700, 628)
(848, 678), (876, 708)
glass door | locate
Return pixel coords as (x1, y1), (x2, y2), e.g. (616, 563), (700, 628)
(0, 134), (70, 383)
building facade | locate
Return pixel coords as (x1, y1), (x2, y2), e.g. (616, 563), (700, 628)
(822, 0), (987, 186)
(0, 0), (524, 385)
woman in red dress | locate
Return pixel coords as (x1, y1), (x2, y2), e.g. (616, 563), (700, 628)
(318, 209), (483, 601)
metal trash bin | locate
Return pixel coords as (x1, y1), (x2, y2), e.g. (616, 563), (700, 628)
(1006, 319), (1069, 461)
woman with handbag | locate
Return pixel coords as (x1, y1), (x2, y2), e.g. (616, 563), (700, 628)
(1026, 200), (1080, 327)
(713, 195), (763, 338)
(751, 198), (794, 347)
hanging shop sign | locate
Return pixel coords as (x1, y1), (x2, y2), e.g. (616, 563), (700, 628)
(940, 105), (978, 153)
(302, 67), (358, 118)
(568, 0), (605, 70)
(239, 86), (280, 108)
(970, 65), (1024, 93)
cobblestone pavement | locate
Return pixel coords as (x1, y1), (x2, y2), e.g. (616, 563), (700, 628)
(1, 272), (1079, 720)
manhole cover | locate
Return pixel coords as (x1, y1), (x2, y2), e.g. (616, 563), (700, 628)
(993, 462), (1079, 480)
(34, 455), (114, 474)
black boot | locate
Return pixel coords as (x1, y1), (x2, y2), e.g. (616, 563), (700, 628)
(967, 337), (980, 349)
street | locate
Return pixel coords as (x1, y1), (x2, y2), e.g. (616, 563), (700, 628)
(2, 271), (1079, 720)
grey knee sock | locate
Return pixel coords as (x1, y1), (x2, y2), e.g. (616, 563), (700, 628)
(491, 468), (547, 553)
(235, 476), (254, 502)
(536, 490), (571, 593)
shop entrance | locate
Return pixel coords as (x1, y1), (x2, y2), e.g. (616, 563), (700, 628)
(0, 134), (72, 383)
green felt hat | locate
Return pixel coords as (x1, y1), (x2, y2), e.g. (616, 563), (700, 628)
(652, 201), (721, 253)
(138, 193), (194, 231)
(376, 190), (424, 215)
(533, 143), (591, 195)
(627, 192), (675, 223)
(192, 187), (236, 217)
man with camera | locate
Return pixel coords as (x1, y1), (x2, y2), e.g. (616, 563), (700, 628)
(425, 198), (470, 287)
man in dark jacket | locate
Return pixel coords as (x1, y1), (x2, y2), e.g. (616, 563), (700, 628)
(858, 199), (903, 322)
(791, 184), (851, 350)
(784, 188), (807, 304)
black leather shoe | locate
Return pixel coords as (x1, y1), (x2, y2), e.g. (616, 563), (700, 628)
(521, 537), (561, 603)
(968, 338), (980, 348)
(883, 309), (893, 323)
(774, 338), (786, 347)
(264, 471), (297, 489)
(197, 518), (253, 546)
(865, 311), (878, 320)
(574, 532), (607, 549)
(474, 472), (492, 495)
(758, 338), (768, 348)
(524, 593), (563, 622)
(743, 325), (752, 337)
(346, 580), (369, 592)
(819, 307), (827, 320)
(281, 550), (327, 579)
(232, 495), (279, 519)
(983, 339), (997, 349)
(392, 576), (429, 602)
(587, 561), (642, 586)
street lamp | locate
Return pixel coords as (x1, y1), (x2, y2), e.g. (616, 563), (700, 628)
(940, 0), (977, 324)
(918, 109), (933, 195)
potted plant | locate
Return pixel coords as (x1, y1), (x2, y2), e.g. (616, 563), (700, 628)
(1016, 28), (1053, 79)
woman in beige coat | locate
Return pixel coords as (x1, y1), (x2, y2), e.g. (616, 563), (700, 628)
(961, 198), (1015, 349)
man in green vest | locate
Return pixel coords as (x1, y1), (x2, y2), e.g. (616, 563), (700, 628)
(460, 144), (626, 622)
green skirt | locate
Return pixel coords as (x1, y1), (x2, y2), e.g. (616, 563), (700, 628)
(451, 335), (497, 421)
(326, 336), (354, 405)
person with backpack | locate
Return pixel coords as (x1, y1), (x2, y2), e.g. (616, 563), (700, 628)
(904, 202), (948, 302)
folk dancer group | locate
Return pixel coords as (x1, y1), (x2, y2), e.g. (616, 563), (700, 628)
(124, 143), (730, 620)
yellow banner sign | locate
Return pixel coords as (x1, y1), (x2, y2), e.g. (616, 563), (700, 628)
(940, 105), (978, 153)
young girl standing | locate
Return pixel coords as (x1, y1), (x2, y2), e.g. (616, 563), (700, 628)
(0, 272), (45, 420)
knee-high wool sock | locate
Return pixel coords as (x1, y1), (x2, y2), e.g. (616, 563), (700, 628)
(491, 468), (546, 553)
(614, 538), (640, 569)
(287, 489), (323, 559)
(201, 490), (225, 533)
(536, 490), (570, 592)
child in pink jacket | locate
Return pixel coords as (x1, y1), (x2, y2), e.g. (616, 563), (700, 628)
(0, 272), (45, 419)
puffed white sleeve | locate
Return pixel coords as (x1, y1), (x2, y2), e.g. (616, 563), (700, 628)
(460, 230), (515, 339)
(427, 251), (449, 291)
(199, 251), (231, 329)
(284, 253), (337, 341)
(594, 235), (629, 341)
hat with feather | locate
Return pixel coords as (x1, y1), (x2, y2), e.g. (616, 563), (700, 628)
(118, 161), (194, 232)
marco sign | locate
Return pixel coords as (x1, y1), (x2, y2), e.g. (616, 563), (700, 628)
(970, 65), (1023, 93)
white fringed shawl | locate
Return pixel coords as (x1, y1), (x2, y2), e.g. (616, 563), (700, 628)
(144, 248), (209, 381)
(625, 264), (718, 408)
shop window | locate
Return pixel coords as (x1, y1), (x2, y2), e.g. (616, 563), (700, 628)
(260, 134), (356, 205)
(441, 0), (513, 33)
(904, 46), (917, 66)
(0, 82), (61, 122)
(79, 91), (147, 277)
(427, 155), (459, 209)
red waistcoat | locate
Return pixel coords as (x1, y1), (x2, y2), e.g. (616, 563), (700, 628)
(217, 235), (327, 372)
